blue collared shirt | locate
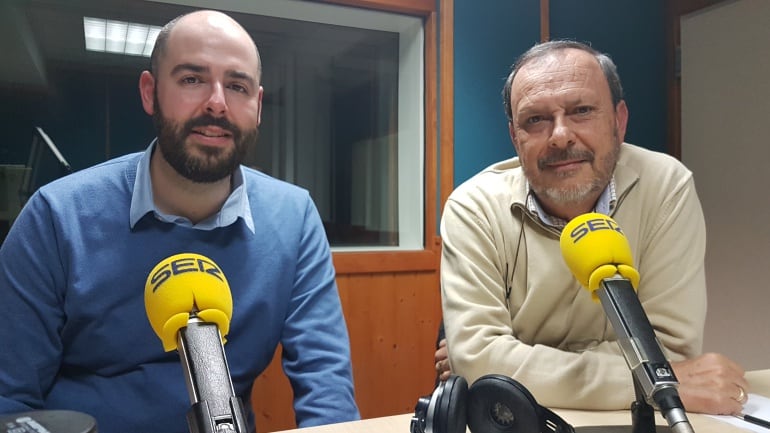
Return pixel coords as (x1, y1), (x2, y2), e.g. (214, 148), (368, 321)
(128, 141), (255, 233)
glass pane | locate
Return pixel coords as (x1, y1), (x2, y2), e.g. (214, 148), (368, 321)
(248, 17), (400, 247)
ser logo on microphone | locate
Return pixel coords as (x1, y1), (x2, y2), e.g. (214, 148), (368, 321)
(149, 256), (225, 292)
(568, 216), (624, 244)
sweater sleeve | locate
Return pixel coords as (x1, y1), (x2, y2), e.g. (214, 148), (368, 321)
(279, 195), (360, 427)
(630, 176), (707, 362)
(0, 192), (66, 413)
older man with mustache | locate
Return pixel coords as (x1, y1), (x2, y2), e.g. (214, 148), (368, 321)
(437, 40), (747, 416)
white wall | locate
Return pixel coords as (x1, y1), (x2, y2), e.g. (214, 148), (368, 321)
(681, 0), (770, 369)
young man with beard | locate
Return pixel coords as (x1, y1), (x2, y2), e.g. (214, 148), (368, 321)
(437, 40), (749, 416)
(0, 10), (359, 433)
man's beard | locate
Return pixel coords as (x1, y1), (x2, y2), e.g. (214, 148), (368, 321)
(152, 97), (257, 183)
(526, 135), (620, 205)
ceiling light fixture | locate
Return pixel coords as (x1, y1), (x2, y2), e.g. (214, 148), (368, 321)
(84, 17), (160, 57)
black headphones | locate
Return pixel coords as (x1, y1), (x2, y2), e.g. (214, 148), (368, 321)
(411, 374), (574, 433)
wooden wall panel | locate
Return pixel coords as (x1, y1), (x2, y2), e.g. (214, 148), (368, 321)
(338, 271), (443, 418)
(251, 270), (442, 432)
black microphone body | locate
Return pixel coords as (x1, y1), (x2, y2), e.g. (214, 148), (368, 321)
(145, 253), (247, 433)
(178, 316), (247, 433)
(598, 276), (694, 433)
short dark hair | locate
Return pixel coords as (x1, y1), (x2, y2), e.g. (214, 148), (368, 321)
(502, 40), (624, 122)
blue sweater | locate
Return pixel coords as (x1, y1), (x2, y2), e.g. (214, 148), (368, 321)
(0, 151), (359, 432)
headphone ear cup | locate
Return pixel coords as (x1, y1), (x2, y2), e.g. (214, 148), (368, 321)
(466, 374), (541, 433)
(411, 375), (469, 433)
(433, 375), (469, 433)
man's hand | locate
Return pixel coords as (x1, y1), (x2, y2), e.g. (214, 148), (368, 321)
(672, 352), (748, 415)
(434, 338), (451, 381)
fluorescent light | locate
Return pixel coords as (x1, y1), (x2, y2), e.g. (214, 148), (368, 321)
(105, 21), (128, 53)
(83, 17), (106, 52)
(83, 17), (161, 57)
(143, 27), (160, 57)
(125, 23), (149, 55)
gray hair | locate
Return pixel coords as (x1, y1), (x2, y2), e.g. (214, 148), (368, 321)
(502, 40), (624, 122)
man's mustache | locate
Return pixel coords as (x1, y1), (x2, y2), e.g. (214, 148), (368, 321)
(538, 149), (594, 170)
(183, 114), (240, 140)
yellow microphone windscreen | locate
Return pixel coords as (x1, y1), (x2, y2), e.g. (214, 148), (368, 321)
(144, 253), (233, 352)
(559, 213), (639, 294)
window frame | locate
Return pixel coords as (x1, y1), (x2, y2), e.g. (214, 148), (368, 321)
(156, 0), (452, 273)
(323, 0), (452, 273)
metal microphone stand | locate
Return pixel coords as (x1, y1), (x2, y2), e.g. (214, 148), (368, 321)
(631, 376), (658, 433)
